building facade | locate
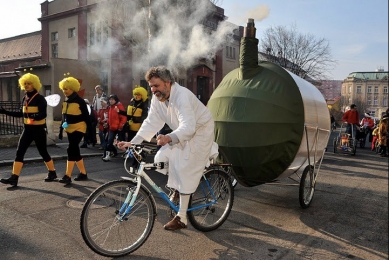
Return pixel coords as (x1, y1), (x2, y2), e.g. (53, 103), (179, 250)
(0, 32), (44, 102)
(317, 80), (342, 101)
(341, 69), (388, 117)
(0, 0), (242, 119)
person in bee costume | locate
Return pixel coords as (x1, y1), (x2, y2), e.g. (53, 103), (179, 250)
(117, 86), (149, 142)
(58, 76), (91, 184)
(0, 73), (57, 186)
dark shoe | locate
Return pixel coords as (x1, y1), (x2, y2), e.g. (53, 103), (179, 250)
(44, 170), (57, 182)
(0, 174), (19, 186)
(164, 216), (187, 231)
(380, 153), (388, 157)
(59, 175), (72, 184)
(80, 143), (87, 148)
(74, 173), (88, 181)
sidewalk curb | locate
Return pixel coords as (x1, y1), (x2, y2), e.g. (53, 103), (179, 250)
(0, 140), (157, 167)
(0, 153), (102, 167)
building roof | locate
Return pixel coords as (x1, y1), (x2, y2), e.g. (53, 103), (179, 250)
(347, 71), (388, 81)
(0, 31), (41, 63)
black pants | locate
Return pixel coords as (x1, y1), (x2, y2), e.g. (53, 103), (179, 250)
(15, 125), (51, 163)
(67, 131), (84, 161)
(104, 130), (119, 155)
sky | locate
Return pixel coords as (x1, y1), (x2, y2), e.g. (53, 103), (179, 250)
(0, 0), (387, 80)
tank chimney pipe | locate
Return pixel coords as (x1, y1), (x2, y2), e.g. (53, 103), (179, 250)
(238, 18), (259, 80)
(243, 18), (256, 38)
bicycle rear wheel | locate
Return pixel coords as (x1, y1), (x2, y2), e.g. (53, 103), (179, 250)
(188, 169), (234, 232)
(80, 180), (156, 257)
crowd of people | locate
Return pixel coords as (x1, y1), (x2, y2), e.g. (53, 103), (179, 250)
(342, 104), (389, 157)
(90, 87), (150, 162)
(0, 72), (150, 186)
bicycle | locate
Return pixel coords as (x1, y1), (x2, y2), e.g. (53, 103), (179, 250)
(80, 144), (234, 257)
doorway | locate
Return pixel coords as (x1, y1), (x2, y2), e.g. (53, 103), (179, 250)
(197, 76), (209, 105)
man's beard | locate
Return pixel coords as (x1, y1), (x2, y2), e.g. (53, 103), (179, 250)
(155, 91), (167, 102)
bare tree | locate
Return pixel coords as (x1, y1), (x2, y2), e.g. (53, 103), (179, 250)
(337, 95), (368, 121)
(259, 24), (337, 80)
(352, 97), (369, 119)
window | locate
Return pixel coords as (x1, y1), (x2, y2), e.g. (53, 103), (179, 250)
(367, 96), (371, 105)
(384, 86), (388, 93)
(96, 25), (101, 43)
(226, 46), (235, 59)
(367, 86), (372, 93)
(101, 71), (108, 91)
(90, 24), (95, 46)
(373, 96), (378, 106)
(374, 86), (379, 93)
(178, 79), (185, 87)
(140, 79), (148, 89)
(51, 32), (58, 41)
(68, 28), (76, 38)
(356, 86), (361, 93)
(348, 86), (351, 94)
(44, 85), (51, 96)
(103, 24), (108, 44)
(51, 44), (58, 58)
(383, 96), (388, 106)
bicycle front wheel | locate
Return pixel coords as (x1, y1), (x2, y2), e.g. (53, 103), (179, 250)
(80, 180), (156, 257)
(188, 169), (234, 232)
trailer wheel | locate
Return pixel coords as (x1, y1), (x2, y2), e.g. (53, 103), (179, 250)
(299, 165), (315, 209)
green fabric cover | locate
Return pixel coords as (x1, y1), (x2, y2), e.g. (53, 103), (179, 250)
(208, 60), (305, 187)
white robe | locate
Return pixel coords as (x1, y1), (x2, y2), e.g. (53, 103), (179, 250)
(135, 83), (217, 194)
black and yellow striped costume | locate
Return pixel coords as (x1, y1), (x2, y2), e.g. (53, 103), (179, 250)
(118, 98), (149, 141)
(61, 92), (91, 162)
(0, 89), (56, 177)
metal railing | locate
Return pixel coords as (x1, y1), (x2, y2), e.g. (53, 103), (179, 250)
(0, 101), (23, 135)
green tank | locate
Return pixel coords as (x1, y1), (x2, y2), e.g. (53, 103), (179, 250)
(207, 19), (328, 187)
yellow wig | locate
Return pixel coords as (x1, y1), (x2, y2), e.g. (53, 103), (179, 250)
(19, 73), (42, 91)
(133, 86), (148, 102)
(59, 77), (80, 92)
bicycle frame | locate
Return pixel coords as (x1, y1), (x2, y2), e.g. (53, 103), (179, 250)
(117, 149), (219, 221)
(80, 145), (234, 257)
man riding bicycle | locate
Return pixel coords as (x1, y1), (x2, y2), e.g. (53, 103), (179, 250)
(118, 66), (218, 231)
(342, 104), (360, 138)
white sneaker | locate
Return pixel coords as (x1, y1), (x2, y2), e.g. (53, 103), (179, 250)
(102, 151), (111, 162)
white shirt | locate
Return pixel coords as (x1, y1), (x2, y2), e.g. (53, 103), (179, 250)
(133, 83), (217, 193)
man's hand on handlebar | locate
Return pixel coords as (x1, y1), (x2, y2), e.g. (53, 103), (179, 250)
(156, 134), (172, 146)
(117, 141), (132, 151)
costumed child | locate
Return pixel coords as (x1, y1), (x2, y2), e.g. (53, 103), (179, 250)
(58, 75), (91, 184)
(117, 86), (149, 142)
(0, 72), (57, 186)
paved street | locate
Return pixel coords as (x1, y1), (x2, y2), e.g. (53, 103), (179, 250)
(0, 131), (388, 260)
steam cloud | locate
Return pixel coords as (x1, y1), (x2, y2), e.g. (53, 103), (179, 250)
(226, 4), (270, 26)
(89, 0), (236, 77)
(247, 5), (270, 22)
